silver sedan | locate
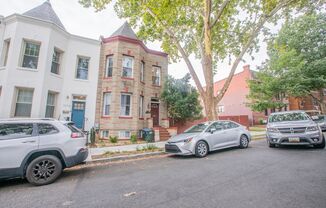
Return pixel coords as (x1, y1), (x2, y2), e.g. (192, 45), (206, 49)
(165, 120), (251, 157)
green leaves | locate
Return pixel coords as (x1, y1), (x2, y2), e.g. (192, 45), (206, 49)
(248, 13), (326, 112)
(161, 74), (202, 123)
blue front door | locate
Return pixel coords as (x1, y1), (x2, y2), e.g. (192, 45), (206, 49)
(72, 101), (86, 129)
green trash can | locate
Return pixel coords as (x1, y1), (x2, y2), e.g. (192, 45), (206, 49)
(142, 128), (154, 143)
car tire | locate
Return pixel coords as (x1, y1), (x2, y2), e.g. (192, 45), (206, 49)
(268, 143), (276, 148)
(26, 155), (63, 186)
(239, 135), (249, 149)
(314, 137), (325, 149)
(195, 141), (209, 158)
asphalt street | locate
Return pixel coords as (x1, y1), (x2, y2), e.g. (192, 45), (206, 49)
(1, 140), (326, 208)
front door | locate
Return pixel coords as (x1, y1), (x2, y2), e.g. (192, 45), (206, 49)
(72, 101), (86, 129)
(151, 103), (159, 126)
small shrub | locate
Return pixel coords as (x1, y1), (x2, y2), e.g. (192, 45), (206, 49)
(89, 127), (96, 145)
(109, 136), (118, 143)
(130, 134), (138, 144)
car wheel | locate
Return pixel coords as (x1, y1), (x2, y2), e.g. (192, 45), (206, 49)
(314, 137), (325, 149)
(195, 141), (208, 157)
(268, 142), (276, 148)
(239, 135), (249, 149)
(26, 155), (62, 186)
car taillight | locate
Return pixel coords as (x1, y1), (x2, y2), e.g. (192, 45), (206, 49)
(71, 132), (83, 138)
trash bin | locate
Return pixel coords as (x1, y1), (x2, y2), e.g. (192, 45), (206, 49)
(142, 128), (154, 143)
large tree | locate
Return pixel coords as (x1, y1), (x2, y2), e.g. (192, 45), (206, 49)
(249, 13), (326, 113)
(80, 0), (322, 120)
(161, 74), (202, 125)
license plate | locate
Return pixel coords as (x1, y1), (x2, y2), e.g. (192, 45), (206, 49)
(289, 137), (300, 142)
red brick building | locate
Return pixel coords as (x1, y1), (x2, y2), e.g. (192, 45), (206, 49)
(213, 65), (266, 125)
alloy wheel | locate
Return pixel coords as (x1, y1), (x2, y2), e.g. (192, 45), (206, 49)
(32, 160), (56, 181)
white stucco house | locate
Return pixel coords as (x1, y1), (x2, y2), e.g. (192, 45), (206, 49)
(0, 1), (100, 130)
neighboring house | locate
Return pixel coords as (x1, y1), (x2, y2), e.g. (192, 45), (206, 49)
(0, 1), (100, 130)
(213, 65), (266, 125)
(95, 22), (169, 139)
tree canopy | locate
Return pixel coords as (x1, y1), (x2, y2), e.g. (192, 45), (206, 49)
(80, 0), (323, 120)
(248, 13), (326, 113)
(161, 74), (202, 123)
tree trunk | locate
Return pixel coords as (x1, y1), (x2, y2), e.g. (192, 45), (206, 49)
(318, 90), (326, 114)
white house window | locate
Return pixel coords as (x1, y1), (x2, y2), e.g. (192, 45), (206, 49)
(101, 130), (109, 138)
(51, 48), (62, 74)
(122, 56), (133, 78)
(218, 105), (224, 113)
(139, 96), (144, 118)
(119, 130), (131, 139)
(103, 92), (111, 116)
(21, 40), (40, 69)
(152, 66), (161, 86)
(1, 39), (10, 66)
(140, 61), (145, 82)
(45, 92), (56, 118)
(15, 88), (34, 117)
(120, 94), (131, 116)
(105, 56), (113, 77)
(76, 56), (90, 80)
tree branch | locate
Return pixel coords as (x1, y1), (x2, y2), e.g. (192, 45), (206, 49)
(210, 0), (231, 28)
(144, 7), (206, 98)
(215, 0), (296, 103)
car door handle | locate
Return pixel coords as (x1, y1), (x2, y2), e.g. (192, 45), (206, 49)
(22, 140), (36, 143)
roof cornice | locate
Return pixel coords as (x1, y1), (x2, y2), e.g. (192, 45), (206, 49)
(4, 14), (100, 45)
(102, 35), (168, 57)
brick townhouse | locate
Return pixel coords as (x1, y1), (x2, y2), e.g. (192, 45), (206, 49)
(95, 22), (169, 140)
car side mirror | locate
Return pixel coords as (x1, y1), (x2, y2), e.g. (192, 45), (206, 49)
(209, 128), (216, 134)
(311, 116), (319, 121)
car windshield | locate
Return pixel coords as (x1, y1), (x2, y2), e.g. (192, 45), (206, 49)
(268, 112), (310, 123)
(184, 123), (209, 133)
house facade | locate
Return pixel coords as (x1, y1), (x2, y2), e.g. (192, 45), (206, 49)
(0, 1), (100, 130)
(95, 22), (169, 139)
(213, 65), (267, 125)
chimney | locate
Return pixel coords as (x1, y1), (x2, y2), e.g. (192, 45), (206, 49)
(243, 64), (250, 71)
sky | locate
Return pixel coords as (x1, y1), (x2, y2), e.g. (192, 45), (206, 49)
(0, 0), (274, 86)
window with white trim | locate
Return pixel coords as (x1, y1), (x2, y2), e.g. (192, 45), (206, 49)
(15, 88), (34, 117)
(139, 95), (144, 118)
(120, 94), (131, 116)
(0, 39), (10, 66)
(218, 105), (224, 113)
(140, 61), (145, 82)
(122, 56), (133, 78)
(45, 92), (56, 118)
(105, 56), (113, 77)
(21, 40), (40, 69)
(51, 48), (62, 74)
(76, 56), (90, 80)
(103, 92), (111, 116)
(152, 66), (161, 86)
(119, 130), (131, 139)
(101, 130), (109, 138)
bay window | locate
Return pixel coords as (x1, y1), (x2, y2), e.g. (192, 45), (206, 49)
(103, 92), (111, 116)
(120, 94), (131, 116)
(21, 40), (40, 69)
(15, 88), (34, 117)
(122, 56), (133, 78)
(105, 56), (113, 77)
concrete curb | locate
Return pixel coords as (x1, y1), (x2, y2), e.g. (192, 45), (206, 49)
(86, 151), (166, 165)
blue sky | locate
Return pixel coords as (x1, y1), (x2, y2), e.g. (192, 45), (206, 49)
(0, 0), (275, 85)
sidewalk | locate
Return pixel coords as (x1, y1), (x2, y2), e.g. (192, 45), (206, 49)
(87, 141), (166, 161)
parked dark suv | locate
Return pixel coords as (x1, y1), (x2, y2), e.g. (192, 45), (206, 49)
(266, 111), (325, 148)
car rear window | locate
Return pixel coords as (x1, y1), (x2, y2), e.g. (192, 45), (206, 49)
(0, 123), (34, 140)
(65, 123), (83, 134)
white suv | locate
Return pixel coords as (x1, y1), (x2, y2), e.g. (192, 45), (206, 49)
(0, 119), (88, 185)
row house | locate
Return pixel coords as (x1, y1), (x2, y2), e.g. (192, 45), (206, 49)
(95, 22), (169, 139)
(0, 1), (100, 130)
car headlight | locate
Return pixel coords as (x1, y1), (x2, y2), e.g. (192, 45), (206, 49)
(307, 126), (319, 132)
(267, 128), (279, 133)
(183, 138), (193, 143)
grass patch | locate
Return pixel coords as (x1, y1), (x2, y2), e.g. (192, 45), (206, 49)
(92, 144), (163, 159)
